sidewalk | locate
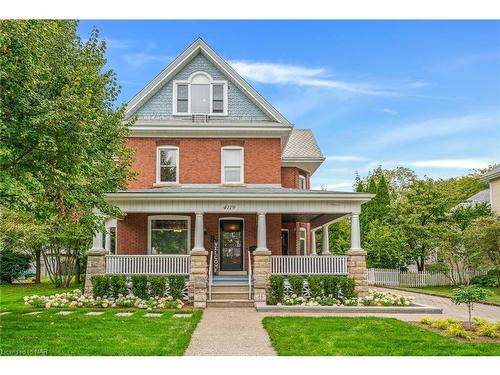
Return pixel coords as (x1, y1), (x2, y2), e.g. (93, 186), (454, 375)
(185, 308), (276, 356)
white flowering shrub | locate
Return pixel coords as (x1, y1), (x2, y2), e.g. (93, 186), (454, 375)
(24, 289), (184, 310)
(273, 289), (413, 307)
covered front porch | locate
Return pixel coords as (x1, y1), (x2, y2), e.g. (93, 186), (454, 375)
(85, 187), (372, 306)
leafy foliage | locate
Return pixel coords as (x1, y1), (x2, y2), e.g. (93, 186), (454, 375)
(451, 285), (492, 328)
(131, 275), (149, 300)
(148, 276), (167, 297)
(269, 275), (285, 305)
(288, 275), (304, 296)
(109, 275), (127, 298)
(0, 249), (31, 284)
(307, 275), (322, 298)
(167, 275), (186, 300)
(91, 275), (111, 298)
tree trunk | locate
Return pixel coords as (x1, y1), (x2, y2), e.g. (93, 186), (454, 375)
(468, 303), (472, 330)
(35, 249), (41, 284)
(75, 252), (80, 284)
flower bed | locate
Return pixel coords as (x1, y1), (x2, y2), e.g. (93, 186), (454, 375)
(275, 289), (414, 307)
(419, 316), (500, 340)
(24, 289), (184, 310)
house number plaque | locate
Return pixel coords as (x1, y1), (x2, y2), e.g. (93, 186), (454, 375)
(223, 204), (236, 210)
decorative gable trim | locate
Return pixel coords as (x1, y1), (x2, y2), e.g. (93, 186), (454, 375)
(125, 38), (291, 126)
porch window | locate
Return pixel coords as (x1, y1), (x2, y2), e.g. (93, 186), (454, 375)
(222, 146), (243, 183)
(298, 175), (306, 189)
(299, 227), (307, 255)
(157, 146), (179, 183)
(148, 216), (190, 255)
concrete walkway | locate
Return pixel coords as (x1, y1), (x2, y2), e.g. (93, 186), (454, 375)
(185, 308), (276, 356)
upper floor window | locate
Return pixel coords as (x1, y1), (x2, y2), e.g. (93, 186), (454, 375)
(298, 175), (306, 190)
(157, 146), (179, 184)
(174, 72), (228, 115)
(299, 227), (307, 255)
(221, 146), (243, 184)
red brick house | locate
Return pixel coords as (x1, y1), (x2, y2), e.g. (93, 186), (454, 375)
(88, 39), (372, 307)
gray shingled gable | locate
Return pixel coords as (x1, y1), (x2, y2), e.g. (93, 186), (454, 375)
(282, 129), (324, 160)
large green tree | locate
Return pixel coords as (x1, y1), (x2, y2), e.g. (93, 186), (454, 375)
(0, 20), (134, 285)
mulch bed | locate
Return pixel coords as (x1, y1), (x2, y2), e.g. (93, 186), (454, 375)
(412, 321), (500, 343)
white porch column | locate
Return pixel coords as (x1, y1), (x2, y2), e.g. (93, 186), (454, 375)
(350, 213), (361, 250)
(321, 224), (330, 255)
(193, 212), (205, 251)
(256, 212), (267, 251)
(310, 230), (316, 256)
(104, 231), (111, 252)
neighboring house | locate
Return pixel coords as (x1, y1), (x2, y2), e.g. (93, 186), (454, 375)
(87, 39), (373, 306)
(455, 188), (490, 210)
(479, 164), (500, 214)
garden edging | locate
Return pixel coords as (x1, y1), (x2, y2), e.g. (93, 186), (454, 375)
(255, 302), (443, 314)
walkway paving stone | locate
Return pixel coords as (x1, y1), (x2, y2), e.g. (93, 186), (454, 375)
(185, 308), (276, 356)
(144, 313), (163, 318)
(56, 311), (74, 315)
(85, 311), (105, 316)
(115, 312), (134, 317)
(25, 311), (42, 315)
(0, 312), (12, 316)
(173, 313), (192, 318)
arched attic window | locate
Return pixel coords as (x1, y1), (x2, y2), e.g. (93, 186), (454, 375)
(173, 71), (228, 115)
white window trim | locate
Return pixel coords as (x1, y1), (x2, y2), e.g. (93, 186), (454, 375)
(156, 146), (179, 185)
(147, 215), (191, 255)
(299, 227), (307, 255)
(221, 146), (244, 184)
(298, 175), (306, 190)
(173, 71), (228, 116)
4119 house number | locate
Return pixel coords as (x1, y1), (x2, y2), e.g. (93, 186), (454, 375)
(223, 204), (236, 210)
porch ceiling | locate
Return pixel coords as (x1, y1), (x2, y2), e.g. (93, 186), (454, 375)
(282, 213), (348, 230)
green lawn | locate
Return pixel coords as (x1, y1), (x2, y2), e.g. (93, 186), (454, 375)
(262, 317), (500, 356)
(0, 281), (202, 356)
(397, 286), (500, 305)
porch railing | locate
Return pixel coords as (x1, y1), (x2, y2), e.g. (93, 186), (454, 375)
(105, 255), (190, 275)
(271, 255), (348, 275)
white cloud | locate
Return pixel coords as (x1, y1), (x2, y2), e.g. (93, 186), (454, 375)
(363, 158), (495, 171)
(325, 155), (368, 162)
(379, 113), (499, 146)
(122, 53), (172, 67)
(104, 38), (133, 50)
(382, 108), (398, 115)
(229, 60), (428, 96)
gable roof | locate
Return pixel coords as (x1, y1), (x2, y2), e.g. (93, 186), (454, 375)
(480, 164), (500, 182)
(455, 188), (490, 209)
(125, 38), (291, 125)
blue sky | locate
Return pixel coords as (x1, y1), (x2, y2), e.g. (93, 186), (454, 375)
(78, 20), (500, 191)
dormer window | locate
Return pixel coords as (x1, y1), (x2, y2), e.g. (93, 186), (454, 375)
(174, 72), (228, 115)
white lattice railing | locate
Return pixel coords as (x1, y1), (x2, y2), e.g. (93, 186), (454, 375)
(105, 255), (190, 275)
(271, 255), (348, 275)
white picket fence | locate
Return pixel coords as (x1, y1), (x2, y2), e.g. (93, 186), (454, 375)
(367, 268), (482, 287)
(105, 255), (190, 275)
(271, 255), (348, 275)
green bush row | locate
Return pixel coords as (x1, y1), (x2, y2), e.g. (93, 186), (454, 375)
(268, 275), (356, 304)
(90, 275), (186, 299)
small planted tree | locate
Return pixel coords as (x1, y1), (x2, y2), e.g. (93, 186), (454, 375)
(451, 285), (492, 329)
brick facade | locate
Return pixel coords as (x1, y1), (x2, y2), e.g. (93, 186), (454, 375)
(281, 167), (310, 189)
(126, 137), (282, 189)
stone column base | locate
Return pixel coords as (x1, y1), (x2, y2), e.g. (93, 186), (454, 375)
(84, 248), (108, 295)
(189, 249), (208, 308)
(253, 249), (271, 306)
(346, 248), (368, 297)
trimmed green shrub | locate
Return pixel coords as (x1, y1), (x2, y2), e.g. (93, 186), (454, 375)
(288, 275), (304, 297)
(322, 276), (341, 298)
(149, 276), (167, 297)
(269, 275), (285, 305)
(0, 249), (31, 284)
(109, 275), (127, 298)
(168, 275), (186, 300)
(470, 274), (499, 288)
(308, 275), (323, 298)
(131, 275), (149, 299)
(91, 275), (111, 298)
(340, 277), (356, 298)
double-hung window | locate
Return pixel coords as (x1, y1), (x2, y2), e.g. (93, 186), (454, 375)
(148, 215), (190, 255)
(298, 175), (306, 189)
(299, 227), (307, 255)
(157, 146), (179, 184)
(222, 147), (243, 184)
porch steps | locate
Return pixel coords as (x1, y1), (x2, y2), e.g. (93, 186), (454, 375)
(206, 299), (255, 308)
(208, 279), (253, 307)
